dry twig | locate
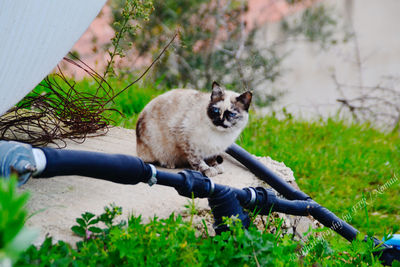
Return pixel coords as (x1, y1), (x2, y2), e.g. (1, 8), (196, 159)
(0, 34), (177, 146)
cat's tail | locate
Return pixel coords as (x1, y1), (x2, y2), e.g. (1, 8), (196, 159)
(135, 115), (156, 162)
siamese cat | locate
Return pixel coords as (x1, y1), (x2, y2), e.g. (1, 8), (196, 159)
(136, 82), (252, 177)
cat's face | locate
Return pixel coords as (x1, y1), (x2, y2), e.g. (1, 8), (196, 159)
(207, 82), (252, 131)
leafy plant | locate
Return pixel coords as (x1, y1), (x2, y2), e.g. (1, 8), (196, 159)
(105, 0), (154, 79)
(184, 193), (198, 226)
(71, 203), (123, 243)
(17, 203), (392, 266)
(0, 177), (37, 265)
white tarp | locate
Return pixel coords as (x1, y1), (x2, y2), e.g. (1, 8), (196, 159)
(0, 0), (106, 116)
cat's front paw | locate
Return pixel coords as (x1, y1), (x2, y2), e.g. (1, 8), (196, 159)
(214, 164), (224, 174)
(160, 161), (175, 169)
(203, 167), (219, 177)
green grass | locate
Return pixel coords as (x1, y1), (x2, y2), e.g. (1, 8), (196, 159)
(238, 115), (400, 237)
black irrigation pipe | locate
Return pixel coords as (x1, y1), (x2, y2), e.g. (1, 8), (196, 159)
(226, 144), (359, 242)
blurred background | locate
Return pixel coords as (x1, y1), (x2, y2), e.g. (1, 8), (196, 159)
(64, 0), (400, 129)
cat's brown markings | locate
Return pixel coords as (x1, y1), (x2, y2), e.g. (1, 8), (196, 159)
(136, 82), (252, 177)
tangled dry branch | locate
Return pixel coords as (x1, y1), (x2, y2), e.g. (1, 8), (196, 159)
(334, 74), (400, 132)
(0, 34), (177, 147)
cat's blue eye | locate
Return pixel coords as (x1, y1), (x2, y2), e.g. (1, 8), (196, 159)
(212, 107), (220, 114)
(227, 111), (237, 118)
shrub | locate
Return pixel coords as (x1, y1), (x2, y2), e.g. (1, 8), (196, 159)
(0, 178), (37, 266)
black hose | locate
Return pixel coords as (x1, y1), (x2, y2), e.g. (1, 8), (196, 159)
(227, 144), (359, 242)
(209, 186), (250, 234)
(307, 201), (358, 242)
(226, 144), (310, 200)
(155, 170), (185, 188)
(250, 187), (311, 216)
(39, 148), (152, 185)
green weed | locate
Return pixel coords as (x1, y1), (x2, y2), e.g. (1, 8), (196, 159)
(16, 205), (390, 266)
(0, 178), (37, 265)
(238, 115), (400, 237)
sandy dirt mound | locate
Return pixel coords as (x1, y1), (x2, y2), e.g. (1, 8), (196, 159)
(21, 127), (316, 245)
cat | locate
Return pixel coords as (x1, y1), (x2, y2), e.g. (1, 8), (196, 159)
(136, 81), (252, 177)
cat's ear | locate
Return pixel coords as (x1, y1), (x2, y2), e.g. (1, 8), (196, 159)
(211, 81), (224, 101)
(236, 91), (252, 111)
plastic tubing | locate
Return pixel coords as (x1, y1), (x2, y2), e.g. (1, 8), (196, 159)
(39, 147), (152, 185)
(226, 144), (359, 242)
(226, 144), (311, 200)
